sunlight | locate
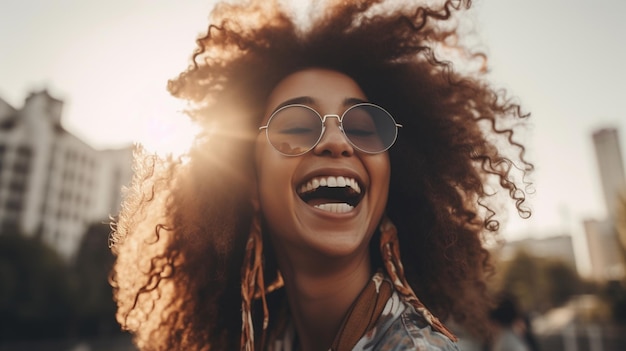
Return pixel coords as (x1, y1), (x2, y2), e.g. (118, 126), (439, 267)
(133, 96), (200, 158)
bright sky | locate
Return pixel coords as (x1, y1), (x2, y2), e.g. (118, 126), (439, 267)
(1, 0), (625, 272)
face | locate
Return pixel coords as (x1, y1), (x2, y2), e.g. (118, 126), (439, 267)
(255, 68), (391, 259)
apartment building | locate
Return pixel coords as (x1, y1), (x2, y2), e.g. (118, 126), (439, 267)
(0, 90), (132, 259)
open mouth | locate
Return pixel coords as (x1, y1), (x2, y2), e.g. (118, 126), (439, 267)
(297, 176), (363, 213)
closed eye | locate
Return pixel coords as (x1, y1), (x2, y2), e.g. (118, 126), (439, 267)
(279, 127), (315, 134)
(344, 128), (376, 137)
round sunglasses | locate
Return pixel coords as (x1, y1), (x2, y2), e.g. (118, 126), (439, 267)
(259, 103), (402, 156)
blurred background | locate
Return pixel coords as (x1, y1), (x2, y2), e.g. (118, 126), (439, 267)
(0, 0), (625, 350)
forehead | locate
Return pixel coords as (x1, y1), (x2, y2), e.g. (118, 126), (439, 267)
(264, 68), (367, 115)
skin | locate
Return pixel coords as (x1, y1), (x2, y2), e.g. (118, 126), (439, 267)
(255, 68), (391, 351)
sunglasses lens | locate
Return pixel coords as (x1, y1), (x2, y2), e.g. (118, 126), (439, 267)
(265, 104), (399, 156)
(266, 106), (323, 155)
(342, 104), (398, 153)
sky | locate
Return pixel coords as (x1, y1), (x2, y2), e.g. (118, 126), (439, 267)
(1, 0), (625, 272)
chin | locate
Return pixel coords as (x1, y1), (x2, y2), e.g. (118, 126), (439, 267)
(305, 233), (370, 258)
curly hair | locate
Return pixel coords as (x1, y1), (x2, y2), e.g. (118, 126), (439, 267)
(110, 0), (533, 350)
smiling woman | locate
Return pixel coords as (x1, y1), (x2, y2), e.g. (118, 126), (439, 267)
(256, 68), (391, 265)
(109, 0), (533, 350)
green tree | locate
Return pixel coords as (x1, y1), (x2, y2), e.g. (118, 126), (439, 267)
(0, 233), (77, 340)
(71, 222), (120, 337)
(498, 250), (548, 312)
(496, 249), (584, 313)
(543, 258), (583, 307)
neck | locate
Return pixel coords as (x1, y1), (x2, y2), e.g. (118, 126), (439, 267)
(276, 249), (372, 351)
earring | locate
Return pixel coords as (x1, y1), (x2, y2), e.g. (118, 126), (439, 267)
(241, 207), (284, 351)
(378, 215), (458, 342)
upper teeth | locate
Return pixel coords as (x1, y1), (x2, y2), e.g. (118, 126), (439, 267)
(298, 176), (361, 194)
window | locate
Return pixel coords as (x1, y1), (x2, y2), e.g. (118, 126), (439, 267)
(13, 145), (32, 174)
(8, 175), (26, 192)
(5, 195), (23, 212)
(0, 144), (5, 173)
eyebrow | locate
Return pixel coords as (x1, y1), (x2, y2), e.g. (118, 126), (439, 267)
(271, 96), (315, 113)
(270, 96), (369, 115)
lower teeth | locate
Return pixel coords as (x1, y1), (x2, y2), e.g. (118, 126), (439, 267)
(314, 203), (354, 213)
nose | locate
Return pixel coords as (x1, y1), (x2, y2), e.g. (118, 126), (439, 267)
(313, 115), (354, 157)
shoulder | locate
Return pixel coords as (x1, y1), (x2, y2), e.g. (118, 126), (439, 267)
(355, 291), (460, 351)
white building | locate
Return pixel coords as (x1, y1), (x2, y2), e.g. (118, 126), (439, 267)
(0, 90), (132, 259)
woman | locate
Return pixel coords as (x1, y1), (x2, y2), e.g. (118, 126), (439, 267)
(110, 0), (532, 350)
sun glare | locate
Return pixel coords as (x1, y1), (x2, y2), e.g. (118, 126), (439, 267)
(134, 96), (200, 158)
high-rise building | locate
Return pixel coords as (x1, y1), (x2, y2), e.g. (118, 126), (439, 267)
(0, 90), (132, 259)
(584, 218), (623, 280)
(592, 128), (626, 220)
(583, 127), (626, 280)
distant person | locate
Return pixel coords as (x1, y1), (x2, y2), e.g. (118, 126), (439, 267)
(488, 293), (536, 351)
(520, 314), (540, 351)
(109, 0), (533, 350)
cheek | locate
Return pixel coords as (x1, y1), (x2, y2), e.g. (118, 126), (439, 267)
(254, 141), (294, 203)
(254, 143), (299, 240)
(364, 155), (391, 242)
(372, 155), (391, 195)
(371, 155), (392, 221)
(255, 142), (278, 191)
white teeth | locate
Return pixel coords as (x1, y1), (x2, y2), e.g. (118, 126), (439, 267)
(337, 176), (346, 187)
(351, 179), (360, 193)
(312, 178), (320, 189)
(298, 176), (361, 194)
(327, 177), (337, 187)
(314, 203), (354, 213)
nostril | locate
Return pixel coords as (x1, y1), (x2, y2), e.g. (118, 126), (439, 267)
(313, 135), (354, 157)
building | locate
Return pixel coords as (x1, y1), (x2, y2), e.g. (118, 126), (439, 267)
(584, 218), (623, 280)
(499, 234), (578, 270)
(592, 128), (626, 220)
(582, 127), (626, 281)
(0, 90), (132, 259)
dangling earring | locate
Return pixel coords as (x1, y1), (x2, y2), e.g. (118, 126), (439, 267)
(241, 206), (284, 351)
(378, 215), (458, 342)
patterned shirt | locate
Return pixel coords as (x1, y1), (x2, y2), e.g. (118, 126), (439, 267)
(351, 289), (459, 351)
(272, 279), (459, 351)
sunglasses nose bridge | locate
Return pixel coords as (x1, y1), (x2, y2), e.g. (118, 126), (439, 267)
(315, 113), (354, 151)
(320, 114), (345, 137)
(321, 114), (341, 124)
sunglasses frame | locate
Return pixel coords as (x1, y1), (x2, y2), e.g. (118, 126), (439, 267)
(259, 102), (402, 156)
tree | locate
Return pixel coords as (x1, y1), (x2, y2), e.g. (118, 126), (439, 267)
(497, 250), (549, 312)
(71, 222), (120, 337)
(495, 249), (584, 313)
(543, 258), (584, 307)
(0, 233), (77, 341)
